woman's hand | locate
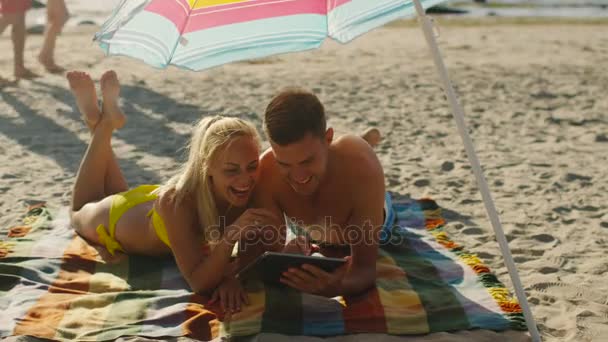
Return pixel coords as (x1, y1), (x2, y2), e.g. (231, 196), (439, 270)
(224, 208), (281, 244)
(209, 276), (249, 314)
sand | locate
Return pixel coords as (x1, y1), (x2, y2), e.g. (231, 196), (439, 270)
(1, 19), (607, 342)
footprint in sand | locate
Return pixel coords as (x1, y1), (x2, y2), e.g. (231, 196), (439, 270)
(475, 252), (495, 260)
(531, 233), (556, 243)
(513, 256), (534, 263)
(530, 282), (608, 304)
(441, 161), (454, 172)
(462, 227), (484, 235)
(413, 179), (430, 187)
(564, 172), (592, 182)
(387, 176), (400, 187)
(539, 266), (559, 274)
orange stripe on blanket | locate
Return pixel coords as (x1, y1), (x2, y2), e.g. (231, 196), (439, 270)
(8, 226), (32, 238)
(182, 294), (221, 340)
(425, 218), (446, 229)
(342, 287), (387, 333)
(13, 236), (98, 339)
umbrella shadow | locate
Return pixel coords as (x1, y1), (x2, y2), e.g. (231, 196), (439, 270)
(32, 80), (210, 161)
(0, 91), (160, 184)
(121, 84), (206, 125)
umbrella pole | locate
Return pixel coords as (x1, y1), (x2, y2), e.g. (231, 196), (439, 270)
(410, 1), (541, 341)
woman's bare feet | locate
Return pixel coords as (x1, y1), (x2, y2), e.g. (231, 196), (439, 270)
(361, 128), (382, 148)
(67, 71), (101, 131)
(100, 70), (126, 130)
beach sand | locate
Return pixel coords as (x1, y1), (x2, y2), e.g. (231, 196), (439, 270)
(1, 19), (607, 341)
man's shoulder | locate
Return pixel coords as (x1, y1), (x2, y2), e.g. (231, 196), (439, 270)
(254, 148), (285, 196)
(332, 134), (383, 176)
(259, 148), (279, 179)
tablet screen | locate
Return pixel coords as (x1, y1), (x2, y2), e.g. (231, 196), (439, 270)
(236, 252), (347, 285)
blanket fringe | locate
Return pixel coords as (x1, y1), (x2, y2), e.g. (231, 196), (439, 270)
(419, 200), (527, 330)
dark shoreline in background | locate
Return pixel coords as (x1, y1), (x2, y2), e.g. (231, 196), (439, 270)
(21, 1), (608, 35)
(24, 16), (608, 36)
(388, 16), (608, 27)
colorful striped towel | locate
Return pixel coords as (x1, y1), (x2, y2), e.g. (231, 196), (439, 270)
(0, 197), (525, 341)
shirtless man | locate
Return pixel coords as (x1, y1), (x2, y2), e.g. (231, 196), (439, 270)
(253, 88), (386, 297)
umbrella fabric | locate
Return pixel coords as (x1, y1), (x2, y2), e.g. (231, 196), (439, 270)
(0, 199), (524, 341)
(95, 0), (447, 71)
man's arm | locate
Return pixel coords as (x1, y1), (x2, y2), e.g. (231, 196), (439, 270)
(281, 137), (386, 297)
(337, 137), (385, 296)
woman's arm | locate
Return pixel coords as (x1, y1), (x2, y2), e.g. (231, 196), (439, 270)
(158, 193), (281, 294)
(158, 194), (235, 294)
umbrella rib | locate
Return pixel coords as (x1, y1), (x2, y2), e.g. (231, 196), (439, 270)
(113, 30), (173, 59)
(330, 0), (403, 36)
(172, 0), (190, 16)
(106, 39), (168, 64)
(173, 32), (325, 63)
(173, 38), (323, 65)
(175, 30), (325, 54)
(167, 0), (202, 65)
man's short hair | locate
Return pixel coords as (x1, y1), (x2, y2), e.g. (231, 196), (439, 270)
(264, 88), (326, 146)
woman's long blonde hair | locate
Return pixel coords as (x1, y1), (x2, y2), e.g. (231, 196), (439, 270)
(157, 115), (260, 246)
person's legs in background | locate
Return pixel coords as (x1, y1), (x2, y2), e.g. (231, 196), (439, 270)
(39, 0), (68, 73)
(0, 0), (38, 81)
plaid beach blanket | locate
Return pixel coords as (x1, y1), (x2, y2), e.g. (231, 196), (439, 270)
(0, 196), (526, 341)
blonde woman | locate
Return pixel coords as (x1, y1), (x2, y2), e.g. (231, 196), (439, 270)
(67, 70), (279, 313)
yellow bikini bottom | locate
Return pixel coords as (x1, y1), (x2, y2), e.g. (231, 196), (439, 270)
(96, 184), (171, 255)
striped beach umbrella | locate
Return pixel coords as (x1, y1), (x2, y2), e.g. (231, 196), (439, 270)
(95, 1), (541, 341)
(94, 0), (446, 71)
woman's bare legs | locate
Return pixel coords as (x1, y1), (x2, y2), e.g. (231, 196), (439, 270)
(68, 71), (128, 263)
(68, 71), (125, 212)
(361, 128), (382, 148)
(100, 71), (128, 195)
(68, 71), (164, 259)
(39, 0), (68, 73)
(68, 71), (128, 197)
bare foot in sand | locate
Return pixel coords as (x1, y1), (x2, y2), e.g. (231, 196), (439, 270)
(0, 76), (17, 88)
(362, 128), (382, 148)
(14, 67), (40, 80)
(67, 71), (101, 131)
(39, 55), (65, 74)
(100, 70), (126, 130)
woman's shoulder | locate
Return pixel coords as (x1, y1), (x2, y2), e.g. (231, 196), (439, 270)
(157, 189), (196, 215)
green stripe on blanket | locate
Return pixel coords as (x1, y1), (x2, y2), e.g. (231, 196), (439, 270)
(0, 198), (526, 341)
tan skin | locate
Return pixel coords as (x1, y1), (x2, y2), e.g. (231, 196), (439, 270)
(67, 71), (279, 314)
(0, 10), (39, 81)
(0, 0), (68, 81)
(39, 0), (69, 73)
(253, 129), (386, 297)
